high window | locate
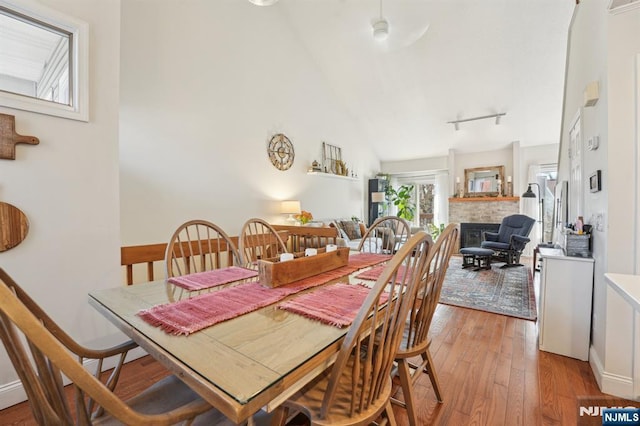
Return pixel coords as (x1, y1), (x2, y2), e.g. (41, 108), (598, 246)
(0, 1), (88, 121)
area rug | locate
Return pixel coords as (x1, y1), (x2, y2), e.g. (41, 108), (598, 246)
(439, 256), (537, 321)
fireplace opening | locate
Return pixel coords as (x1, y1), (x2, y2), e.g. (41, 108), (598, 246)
(459, 223), (500, 248)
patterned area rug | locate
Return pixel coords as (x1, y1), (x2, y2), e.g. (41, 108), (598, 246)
(439, 256), (537, 321)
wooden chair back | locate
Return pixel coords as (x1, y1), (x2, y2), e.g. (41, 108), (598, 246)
(399, 223), (458, 356)
(0, 269), (142, 422)
(319, 231), (433, 420)
(121, 242), (167, 285)
(358, 216), (411, 254)
(0, 269), (146, 424)
(165, 220), (241, 279)
(239, 218), (288, 268)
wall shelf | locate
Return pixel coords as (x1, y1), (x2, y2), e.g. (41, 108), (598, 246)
(307, 171), (358, 181)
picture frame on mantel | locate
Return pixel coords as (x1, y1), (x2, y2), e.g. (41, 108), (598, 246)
(464, 165), (505, 197)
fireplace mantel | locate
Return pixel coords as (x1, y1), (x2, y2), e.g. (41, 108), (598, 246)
(449, 196), (520, 203)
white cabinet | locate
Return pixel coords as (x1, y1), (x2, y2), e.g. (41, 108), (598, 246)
(538, 247), (594, 361)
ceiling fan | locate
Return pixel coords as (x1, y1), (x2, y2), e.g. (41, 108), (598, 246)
(371, 0), (430, 52)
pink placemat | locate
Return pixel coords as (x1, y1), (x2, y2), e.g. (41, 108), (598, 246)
(354, 264), (408, 282)
(138, 283), (289, 335)
(278, 283), (389, 328)
(168, 267), (258, 291)
(346, 253), (392, 271)
(138, 269), (347, 335)
(137, 252), (392, 335)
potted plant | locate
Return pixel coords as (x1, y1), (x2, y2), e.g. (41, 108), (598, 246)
(388, 184), (416, 221)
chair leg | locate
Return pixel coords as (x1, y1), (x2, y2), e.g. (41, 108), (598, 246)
(269, 406), (288, 426)
(423, 349), (443, 403)
(384, 400), (398, 426)
(394, 359), (418, 426)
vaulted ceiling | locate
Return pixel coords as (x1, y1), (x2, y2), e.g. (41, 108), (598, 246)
(272, 0), (575, 161)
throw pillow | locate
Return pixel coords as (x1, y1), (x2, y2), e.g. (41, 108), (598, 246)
(340, 221), (362, 240)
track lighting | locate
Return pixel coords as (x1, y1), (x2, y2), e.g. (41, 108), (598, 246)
(447, 113), (506, 131)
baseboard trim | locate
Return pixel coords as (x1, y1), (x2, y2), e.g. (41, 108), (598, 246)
(0, 346), (147, 410)
(589, 345), (636, 399)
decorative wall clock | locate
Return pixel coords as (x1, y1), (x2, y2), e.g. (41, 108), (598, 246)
(267, 133), (294, 171)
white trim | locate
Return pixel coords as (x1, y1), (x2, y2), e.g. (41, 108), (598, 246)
(609, 0), (640, 15)
(590, 345), (637, 400)
(0, 347), (147, 410)
(0, 0), (89, 121)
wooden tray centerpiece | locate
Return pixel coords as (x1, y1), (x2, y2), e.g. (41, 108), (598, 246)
(258, 247), (349, 288)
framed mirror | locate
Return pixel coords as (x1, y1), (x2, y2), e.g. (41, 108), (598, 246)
(464, 165), (504, 197)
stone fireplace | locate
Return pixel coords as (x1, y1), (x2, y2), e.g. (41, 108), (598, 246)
(459, 223), (501, 248)
(449, 196), (520, 250)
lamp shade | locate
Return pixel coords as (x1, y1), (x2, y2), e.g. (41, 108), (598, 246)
(281, 200), (301, 214)
(522, 185), (537, 198)
(371, 192), (386, 203)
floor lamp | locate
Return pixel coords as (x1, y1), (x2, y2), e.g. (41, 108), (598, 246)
(522, 183), (544, 243)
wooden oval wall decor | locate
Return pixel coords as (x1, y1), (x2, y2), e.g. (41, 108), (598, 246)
(0, 202), (29, 252)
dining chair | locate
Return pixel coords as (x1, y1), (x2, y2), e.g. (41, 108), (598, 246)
(239, 218), (288, 269)
(391, 223), (458, 426)
(274, 231), (433, 426)
(165, 219), (242, 279)
(358, 215), (411, 254)
(0, 268), (237, 425)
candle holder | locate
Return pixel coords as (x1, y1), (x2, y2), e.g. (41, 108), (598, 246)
(456, 183), (463, 198)
(507, 182), (513, 197)
(497, 181), (503, 197)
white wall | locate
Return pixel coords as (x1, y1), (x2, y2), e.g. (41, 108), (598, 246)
(380, 156), (448, 175)
(559, 0), (611, 382)
(603, 4), (640, 387)
(559, 0), (640, 397)
(0, 0), (122, 408)
(119, 0), (380, 244)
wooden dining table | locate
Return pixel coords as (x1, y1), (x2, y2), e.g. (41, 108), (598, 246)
(88, 254), (389, 425)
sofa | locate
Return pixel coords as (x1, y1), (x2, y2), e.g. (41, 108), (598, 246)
(329, 219), (370, 250)
(331, 219), (414, 253)
(294, 218), (423, 253)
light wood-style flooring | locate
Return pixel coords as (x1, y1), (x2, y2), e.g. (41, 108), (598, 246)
(0, 270), (625, 425)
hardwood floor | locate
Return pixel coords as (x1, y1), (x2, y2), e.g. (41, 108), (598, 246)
(0, 270), (626, 425)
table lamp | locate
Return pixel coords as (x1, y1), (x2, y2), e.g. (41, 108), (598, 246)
(281, 200), (301, 225)
(371, 192), (385, 203)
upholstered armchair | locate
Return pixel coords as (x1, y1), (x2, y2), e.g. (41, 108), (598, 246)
(480, 214), (535, 267)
